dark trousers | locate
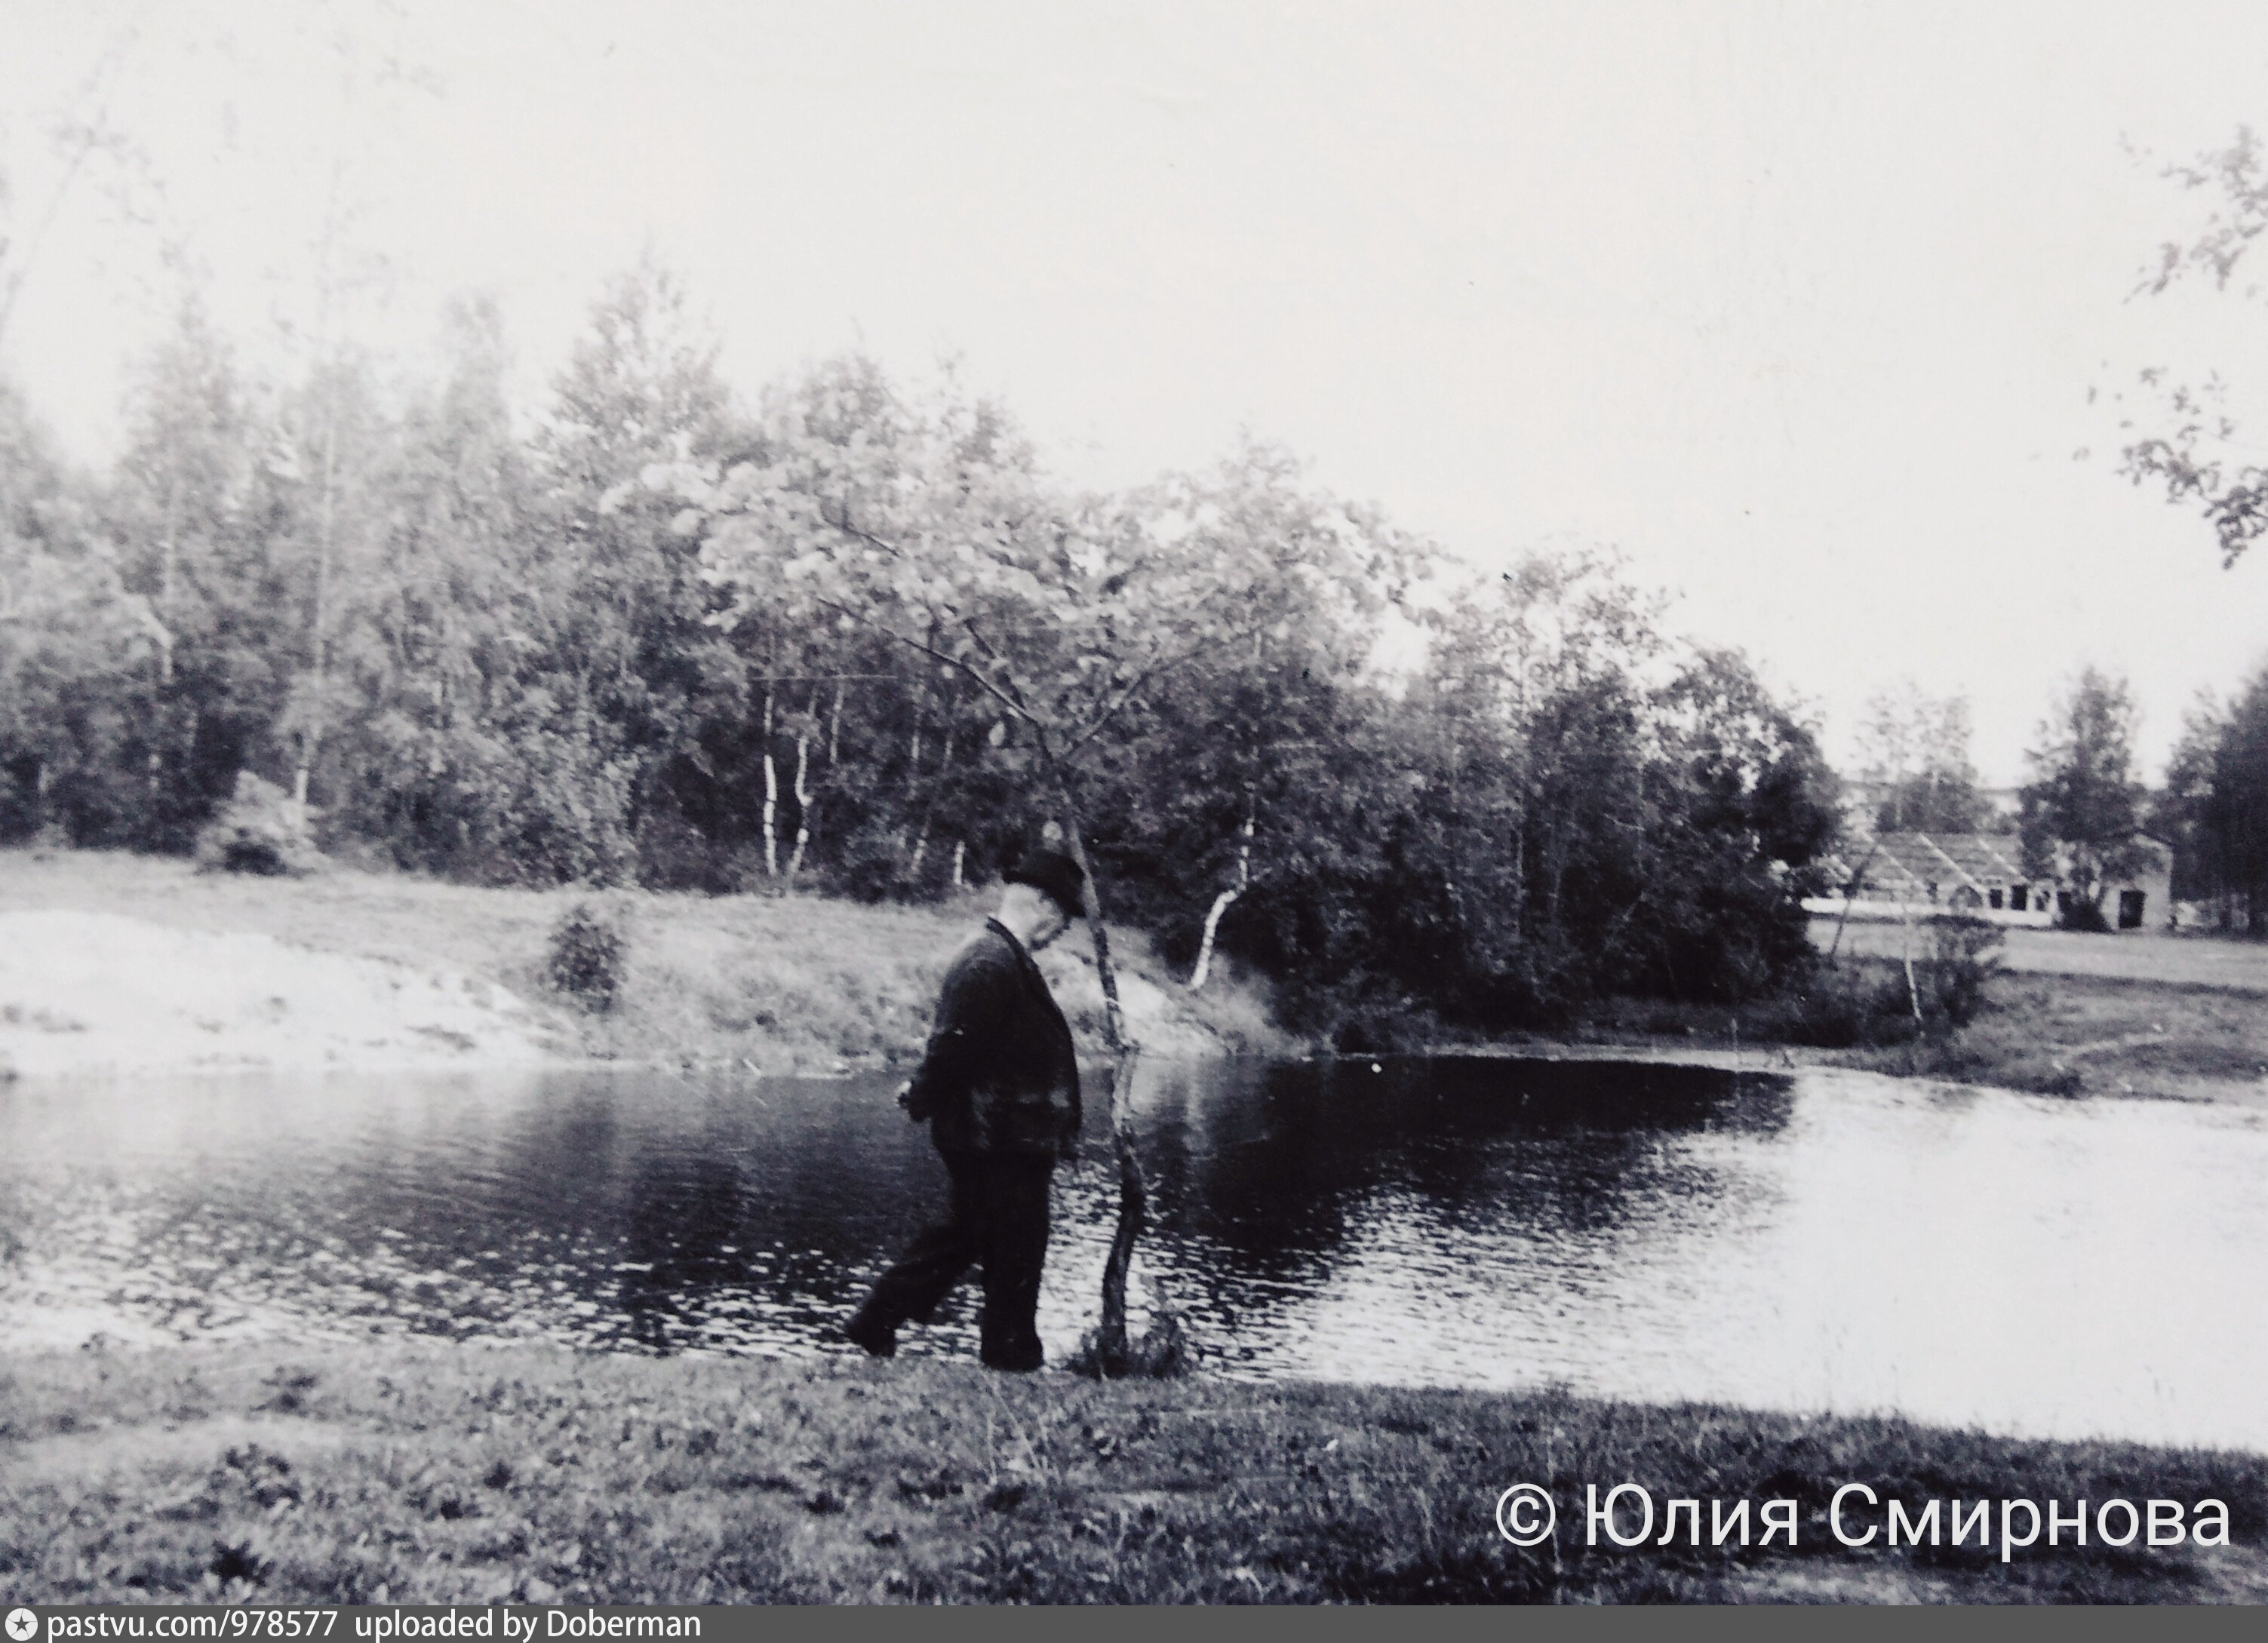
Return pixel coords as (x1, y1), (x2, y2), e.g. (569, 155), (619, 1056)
(853, 1148), (1055, 1369)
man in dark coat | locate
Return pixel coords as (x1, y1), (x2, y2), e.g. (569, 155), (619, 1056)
(842, 849), (1086, 1370)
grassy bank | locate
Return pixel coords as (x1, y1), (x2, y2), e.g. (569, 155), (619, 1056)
(1857, 972), (2268, 1098)
(1818, 917), (2268, 996)
(0, 848), (1287, 1076)
(2, 1342), (2261, 1605)
(5, 846), (2260, 1100)
(1560, 963), (2268, 1101)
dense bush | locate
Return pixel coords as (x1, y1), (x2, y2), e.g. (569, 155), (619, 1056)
(191, 772), (324, 877)
(2164, 662), (2268, 934)
(545, 901), (628, 1013)
(1923, 917), (2004, 1027)
(1768, 919), (2004, 1048)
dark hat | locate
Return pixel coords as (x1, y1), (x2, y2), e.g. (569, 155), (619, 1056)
(1004, 849), (1086, 920)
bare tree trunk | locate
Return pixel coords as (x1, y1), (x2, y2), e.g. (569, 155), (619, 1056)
(148, 466), (180, 832)
(293, 392), (341, 809)
(896, 682), (927, 864)
(1188, 890), (1240, 993)
(951, 837), (965, 890)
(1898, 893), (1925, 1030)
(906, 720), (950, 880)
(157, 470), (178, 689)
(827, 678), (844, 767)
(1057, 805), (1151, 1369)
(760, 687), (779, 877)
(1188, 793), (1255, 991)
(785, 728), (812, 884)
(1507, 800), (1527, 944)
(1828, 840), (1882, 963)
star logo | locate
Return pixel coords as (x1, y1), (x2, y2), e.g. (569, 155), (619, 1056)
(6, 1608), (39, 1642)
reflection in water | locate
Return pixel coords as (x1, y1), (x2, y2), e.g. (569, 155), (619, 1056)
(2, 1056), (2264, 1451)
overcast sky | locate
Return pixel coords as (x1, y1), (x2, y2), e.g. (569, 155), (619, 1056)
(5, 0), (2266, 783)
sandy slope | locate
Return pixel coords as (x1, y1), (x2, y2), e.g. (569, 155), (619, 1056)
(0, 907), (566, 1081)
(0, 851), (1292, 1078)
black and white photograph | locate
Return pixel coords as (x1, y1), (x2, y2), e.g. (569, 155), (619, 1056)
(3, 0), (2266, 1610)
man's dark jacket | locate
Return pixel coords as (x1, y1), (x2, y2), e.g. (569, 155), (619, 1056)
(900, 918), (1081, 1156)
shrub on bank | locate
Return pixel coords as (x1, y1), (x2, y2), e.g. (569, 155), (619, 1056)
(1509, 917), (2009, 1055)
(192, 772), (325, 878)
(1732, 919), (2005, 1049)
(1923, 916), (2003, 1027)
(545, 900), (628, 1013)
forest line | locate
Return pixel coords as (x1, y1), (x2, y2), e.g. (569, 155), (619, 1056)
(0, 259), (2096, 1046)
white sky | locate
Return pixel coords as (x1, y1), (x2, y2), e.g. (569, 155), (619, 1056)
(5, 0), (2267, 783)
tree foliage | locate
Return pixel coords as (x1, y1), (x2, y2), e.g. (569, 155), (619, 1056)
(1855, 679), (1994, 835)
(2155, 665), (2268, 933)
(7, 268), (1846, 1030)
(2019, 666), (2153, 926)
(2125, 127), (2268, 564)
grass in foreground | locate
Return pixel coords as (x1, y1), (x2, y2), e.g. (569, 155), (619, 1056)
(2, 1344), (2263, 1605)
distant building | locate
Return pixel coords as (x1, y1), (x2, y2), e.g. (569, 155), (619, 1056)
(2029, 834), (2175, 933)
(1807, 831), (2174, 932)
(1824, 831), (2046, 923)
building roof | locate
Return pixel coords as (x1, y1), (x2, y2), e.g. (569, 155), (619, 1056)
(1833, 831), (2029, 899)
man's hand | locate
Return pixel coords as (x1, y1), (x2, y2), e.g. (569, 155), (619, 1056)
(895, 1079), (927, 1121)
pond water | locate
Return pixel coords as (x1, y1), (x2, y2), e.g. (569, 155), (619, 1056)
(3, 1055), (2264, 1451)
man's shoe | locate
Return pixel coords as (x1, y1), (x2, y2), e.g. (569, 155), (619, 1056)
(842, 1311), (897, 1359)
(979, 1344), (1043, 1374)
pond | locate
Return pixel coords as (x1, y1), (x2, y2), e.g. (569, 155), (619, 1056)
(3, 1055), (2264, 1451)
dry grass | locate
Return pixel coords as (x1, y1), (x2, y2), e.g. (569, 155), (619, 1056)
(0, 848), (1290, 1076)
(2, 1342), (2261, 1605)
